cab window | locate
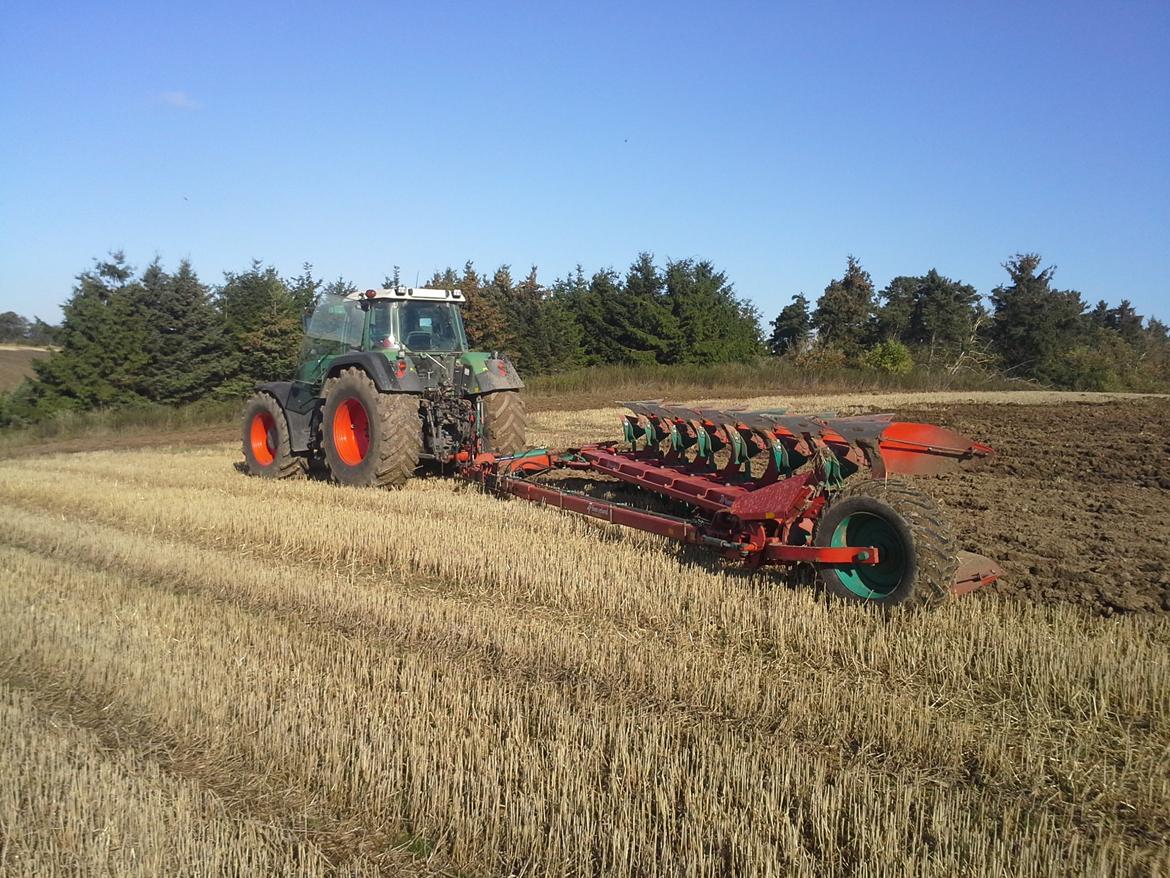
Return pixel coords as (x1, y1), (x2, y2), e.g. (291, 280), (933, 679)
(302, 298), (363, 358)
(399, 302), (466, 352)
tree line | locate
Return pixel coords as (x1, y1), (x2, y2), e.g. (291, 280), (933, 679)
(1, 249), (1166, 427)
(768, 254), (1169, 391)
(0, 312), (58, 346)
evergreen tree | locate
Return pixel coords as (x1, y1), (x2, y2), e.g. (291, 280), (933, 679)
(768, 293), (811, 355)
(813, 256), (874, 353)
(569, 268), (633, 365)
(217, 261), (302, 396)
(484, 265), (520, 356)
(1107, 300), (1143, 344)
(874, 276), (917, 341)
(665, 259), (761, 363)
(458, 261), (510, 352)
(876, 270), (981, 363)
(620, 253), (682, 364)
(914, 270), (980, 358)
(322, 277), (357, 299)
(425, 267), (461, 290)
(1089, 300), (1112, 329)
(990, 254), (1087, 382)
(286, 263), (323, 319)
(134, 259), (226, 405)
(31, 252), (149, 410)
(553, 265), (597, 364)
(502, 266), (545, 371)
(533, 288), (585, 373)
(507, 266), (587, 374)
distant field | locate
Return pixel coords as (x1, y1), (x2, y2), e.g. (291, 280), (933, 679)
(0, 346), (50, 392)
(1, 393), (1167, 875)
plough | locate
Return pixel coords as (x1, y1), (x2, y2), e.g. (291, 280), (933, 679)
(459, 401), (1002, 609)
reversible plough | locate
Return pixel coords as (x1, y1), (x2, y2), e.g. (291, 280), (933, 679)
(458, 401), (1002, 609)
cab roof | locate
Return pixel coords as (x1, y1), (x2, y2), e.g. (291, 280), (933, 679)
(345, 287), (465, 303)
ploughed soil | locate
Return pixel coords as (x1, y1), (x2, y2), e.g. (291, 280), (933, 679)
(900, 398), (1170, 615)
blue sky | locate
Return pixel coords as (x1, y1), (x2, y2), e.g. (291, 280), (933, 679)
(1, 1), (1167, 324)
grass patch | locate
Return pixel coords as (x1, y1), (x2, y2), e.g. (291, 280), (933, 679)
(0, 362), (1032, 450)
(525, 361), (1031, 408)
(0, 398), (242, 452)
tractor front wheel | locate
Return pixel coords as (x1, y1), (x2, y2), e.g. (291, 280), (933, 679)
(241, 393), (305, 479)
(321, 367), (421, 488)
(482, 390), (527, 454)
(812, 478), (957, 610)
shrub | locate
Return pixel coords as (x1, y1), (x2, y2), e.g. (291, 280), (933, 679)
(860, 340), (914, 375)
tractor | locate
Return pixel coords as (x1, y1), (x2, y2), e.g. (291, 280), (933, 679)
(241, 287), (526, 487)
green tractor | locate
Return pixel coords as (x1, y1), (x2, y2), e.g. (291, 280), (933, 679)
(241, 286), (526, 487)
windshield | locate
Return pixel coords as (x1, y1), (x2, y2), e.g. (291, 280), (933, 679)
(368, 300), (467, 353)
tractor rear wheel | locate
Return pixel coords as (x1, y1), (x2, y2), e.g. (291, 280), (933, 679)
(812, 478), (957, 610)
(241, 393), (305, 479)
(321, 367), (421, 488)
(482, 390), (526, 454)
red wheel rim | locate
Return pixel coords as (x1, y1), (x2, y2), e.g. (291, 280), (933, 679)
(332, 397), (370, 465)
(249, 412), (277, 466)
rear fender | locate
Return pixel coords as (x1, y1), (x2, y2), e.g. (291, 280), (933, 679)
(323, 352), (426, 394)
(461, 352), (524, 394)
(255, 381), (315, 453)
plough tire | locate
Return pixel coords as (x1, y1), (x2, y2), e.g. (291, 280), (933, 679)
(482, 390), (527, 455)
(241, 392), (306, 479)
(321, 367), (421, 489)
(813, 478), (957, 610)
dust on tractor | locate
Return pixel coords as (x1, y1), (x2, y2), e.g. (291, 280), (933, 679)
(243, 287), (1001, 610)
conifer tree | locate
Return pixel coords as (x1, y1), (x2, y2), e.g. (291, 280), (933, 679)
(458, 261), (510, 352)
(32, 252), (149, 410)
(503, 266), (545, 371)
(813, 256), (874, 353)
(134, 259), (226, 404)
(217, 261), (302, 396)
(990, 254), (1087, 381)
(876, 270), (981, 362)
(286, 263), (323, 319)
(768, 293), (811, 355)
(665, 258), (760, 363)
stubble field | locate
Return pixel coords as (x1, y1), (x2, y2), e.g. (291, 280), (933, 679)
(1, 391), (1167, 876)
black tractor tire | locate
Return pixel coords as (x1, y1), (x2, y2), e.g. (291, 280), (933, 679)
(812, 478), (957, 610)
(320, 367), (422, 488)
(482, 390), (527, 454)
(241, 392), (306, 479)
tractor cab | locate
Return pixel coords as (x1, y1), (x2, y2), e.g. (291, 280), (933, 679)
(366, 294), (468, 353)
(298, 288), (470, 386)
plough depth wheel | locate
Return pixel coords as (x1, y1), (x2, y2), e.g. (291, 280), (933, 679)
(813, 479), (958, 609)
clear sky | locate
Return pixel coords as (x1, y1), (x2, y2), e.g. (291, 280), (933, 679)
(1, 1), (1167, 324)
